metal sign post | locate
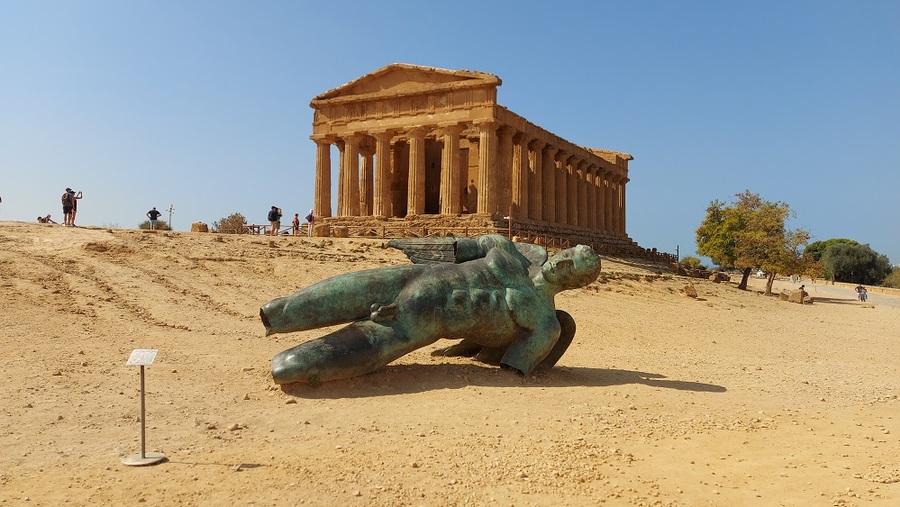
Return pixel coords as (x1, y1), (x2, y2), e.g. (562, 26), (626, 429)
(122, 349), (166, 466)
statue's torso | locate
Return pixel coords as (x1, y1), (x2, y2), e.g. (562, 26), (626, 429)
(391, 248), (548, 346)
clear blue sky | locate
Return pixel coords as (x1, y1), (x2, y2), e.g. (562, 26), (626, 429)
(2, 1), (898, 264)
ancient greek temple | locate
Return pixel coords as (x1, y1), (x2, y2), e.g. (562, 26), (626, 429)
(309, 63), (640, 252)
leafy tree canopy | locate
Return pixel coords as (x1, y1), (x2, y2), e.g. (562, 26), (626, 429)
(804, 238), (858, 261)
(883, 269), (900, 289)
(679, 256), (705, 270)
(821, 242), (892, 285)
(696, 190), (809, 293)
(212, 212), (248, 234)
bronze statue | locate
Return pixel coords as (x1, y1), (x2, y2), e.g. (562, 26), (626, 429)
(260, 235), (601, 385)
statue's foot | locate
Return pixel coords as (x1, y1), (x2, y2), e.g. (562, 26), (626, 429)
(259, 308), (273, 336)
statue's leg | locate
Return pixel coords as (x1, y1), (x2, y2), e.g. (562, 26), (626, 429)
(260, 265), (425, 335)
(537, 310), (576, 369)
(271, 321), (433, 385)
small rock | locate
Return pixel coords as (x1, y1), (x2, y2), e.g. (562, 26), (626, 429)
(228, 423), (241, 431)
(285, 399), (297, 405)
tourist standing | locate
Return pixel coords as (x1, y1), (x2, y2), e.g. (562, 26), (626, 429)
(305, 209), (315, 237)
(292, 213), (300, 236)
(267, 206), (282, 236)
(61, 188), (74, 226)
(146, 207), (162, 230)
(69, 190), (83, 226)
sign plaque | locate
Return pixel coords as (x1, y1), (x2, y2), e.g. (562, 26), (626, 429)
(126, 349), (158, 366)
(122, 349), (166, 466)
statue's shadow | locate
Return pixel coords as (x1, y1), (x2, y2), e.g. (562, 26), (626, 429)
(280, 363), (726, 399)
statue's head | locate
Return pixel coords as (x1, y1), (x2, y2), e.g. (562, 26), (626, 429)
(541, 245), (601, 290)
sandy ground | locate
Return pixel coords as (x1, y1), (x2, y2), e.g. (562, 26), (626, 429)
(1, 221), (897, 506)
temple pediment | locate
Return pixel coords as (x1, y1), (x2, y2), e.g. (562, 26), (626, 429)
(312, 63), (501, 104)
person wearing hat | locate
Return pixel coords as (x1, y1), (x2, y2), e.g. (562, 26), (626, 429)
(62, 188), (74, 226)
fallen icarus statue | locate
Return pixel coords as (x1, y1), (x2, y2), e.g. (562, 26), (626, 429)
(259, 234), (601, 385)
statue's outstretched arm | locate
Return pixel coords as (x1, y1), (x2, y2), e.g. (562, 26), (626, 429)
(453, 234), (511, 263)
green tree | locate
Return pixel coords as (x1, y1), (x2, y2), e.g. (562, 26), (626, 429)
(679, 256), (705, 270)
(696, 191), (809, 294)
(821, 243), (892, 285)
(804, 238), (859, 261)
(883, 268), (900, 288)
(696, 198), (746, 285)
(212, 212), (248, 234)
(138, 219), (170, 230)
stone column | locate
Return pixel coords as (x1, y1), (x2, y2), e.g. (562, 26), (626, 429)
(439, 123), (463, 214)
(569, 159), (579, 227)
(497, 126), (515, 217)
(528, 139), (545, 220)
(406, 127), (427, 216)
(475, 120), (498, 217)
(359, 140), (375, 216)
(606, 173), (617, 234)
(600, 169), (611, 234)
(575, 160), (586, 227)
(556, 151), (568, 225)
(312, 135), (333, 219)
(619, 176), (629, 235)
(511, 133), (529, 219)
(586, 164), (597, 230)
(541, 145), (557, 222)
(335, 139), (347, 216)
(339, 134), (362, 216)
(372, 131), (393, 218)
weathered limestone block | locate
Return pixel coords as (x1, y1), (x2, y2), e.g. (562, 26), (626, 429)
(191, 222), (209, 233)
(684, 284), (698, 298)
(313, 224), (329, 237)
(788, 290), (806, 304)
(332, 226), (349, 238)
(779, 290), (791, 301)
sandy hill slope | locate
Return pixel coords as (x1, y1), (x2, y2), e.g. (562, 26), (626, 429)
(1, 221), (898, 506)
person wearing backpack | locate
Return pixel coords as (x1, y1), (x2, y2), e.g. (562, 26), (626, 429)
(61, 188), (74, 226)
(304, 209), (315, 237)
(267, 206), (282, 236)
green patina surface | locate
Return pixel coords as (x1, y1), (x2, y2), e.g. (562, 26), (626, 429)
(260, 235), (601, 385)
